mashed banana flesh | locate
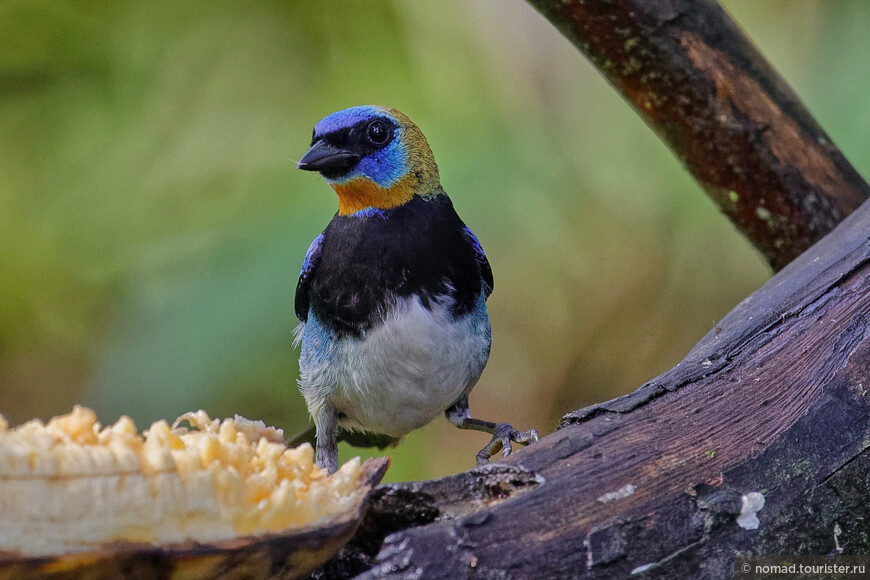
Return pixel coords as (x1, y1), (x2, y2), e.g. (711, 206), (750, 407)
(0, 407), (362, 557)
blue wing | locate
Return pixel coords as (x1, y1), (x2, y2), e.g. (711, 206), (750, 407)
(462, 226), (493, 298)
(295, 232), (325, 321)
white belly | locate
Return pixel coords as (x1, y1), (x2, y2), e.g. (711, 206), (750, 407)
(297, 295), (491, 438)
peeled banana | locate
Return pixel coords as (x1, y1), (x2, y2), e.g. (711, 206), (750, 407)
(0, 406), (387, 579)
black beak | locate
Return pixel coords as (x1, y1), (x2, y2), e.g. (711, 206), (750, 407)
(297, 139), (360, 177)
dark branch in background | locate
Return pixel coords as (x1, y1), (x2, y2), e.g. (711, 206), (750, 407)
(527, 0), (868, 270)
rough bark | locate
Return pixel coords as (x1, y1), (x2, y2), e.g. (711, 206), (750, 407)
(308, 188), (870, 580)
(526, 0), (868, 271)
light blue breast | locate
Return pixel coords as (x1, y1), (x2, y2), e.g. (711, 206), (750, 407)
(299, 290), (491, 387)
(463, 292), (492, 369)
(299, 311), (336, 369)
(298, 292), (492, 437)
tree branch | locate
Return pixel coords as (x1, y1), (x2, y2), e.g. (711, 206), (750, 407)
(526, 0), (868, 270)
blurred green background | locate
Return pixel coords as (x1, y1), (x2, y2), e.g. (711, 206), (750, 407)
(1, 1), (868, 482)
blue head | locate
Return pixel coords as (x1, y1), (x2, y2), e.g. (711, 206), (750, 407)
(298, 106), (440, 215)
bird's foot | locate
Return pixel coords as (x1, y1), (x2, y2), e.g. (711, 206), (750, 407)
(475, 423), (539, 466)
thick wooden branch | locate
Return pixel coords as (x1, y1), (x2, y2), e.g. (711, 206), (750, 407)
(526, 0), (868, 270)
(310, 195), (870, 580)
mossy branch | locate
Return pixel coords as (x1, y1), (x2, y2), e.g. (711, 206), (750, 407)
(527, 0), (868, 270)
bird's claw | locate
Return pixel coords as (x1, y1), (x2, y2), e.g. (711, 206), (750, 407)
(475, 423), (539, 465)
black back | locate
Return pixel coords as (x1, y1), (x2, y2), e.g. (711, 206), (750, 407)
(296, 194), (488, 337)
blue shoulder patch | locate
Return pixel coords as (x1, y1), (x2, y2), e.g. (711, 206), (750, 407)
(462, 226), (494, 298)
(300, 232), (324, 277)
(295, 232), (325, 321)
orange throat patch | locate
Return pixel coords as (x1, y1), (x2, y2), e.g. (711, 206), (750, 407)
(332, 177), (415, 215)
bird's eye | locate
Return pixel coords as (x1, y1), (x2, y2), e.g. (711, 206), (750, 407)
(365, 119), (392, 146)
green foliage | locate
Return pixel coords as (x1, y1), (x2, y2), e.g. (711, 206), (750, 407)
(1, 0), (865, 481)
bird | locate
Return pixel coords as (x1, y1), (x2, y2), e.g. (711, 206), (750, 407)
(293, 105), (538, 474)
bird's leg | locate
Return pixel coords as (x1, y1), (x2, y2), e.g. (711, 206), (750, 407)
(313, 404), (339, 474)
(445, 398), (539, 465)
